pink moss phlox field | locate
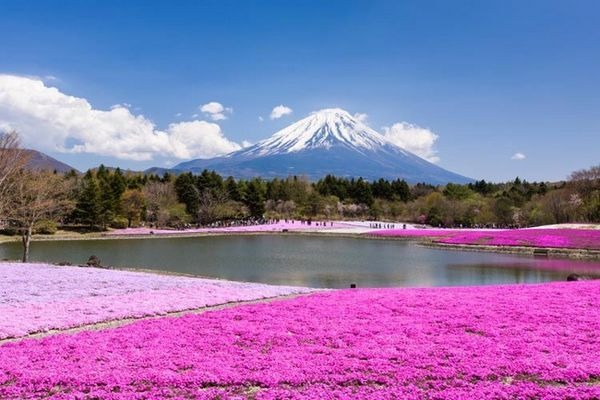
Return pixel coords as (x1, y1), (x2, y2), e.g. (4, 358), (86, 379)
(371, 228), (600, 250)
(0, 263), (312, 339)
(109, 221), (350, 236)
(1, 282), (599, 399)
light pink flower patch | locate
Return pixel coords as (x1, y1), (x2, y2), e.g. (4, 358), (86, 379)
(0, 282), (599, 399)
(0, 262), (312, 339)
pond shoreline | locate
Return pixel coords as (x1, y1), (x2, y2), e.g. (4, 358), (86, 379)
(2, 228), (598, 260)
(420, 241), (600, 260)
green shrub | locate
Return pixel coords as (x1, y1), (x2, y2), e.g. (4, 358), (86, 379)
(110, 216), (129, 229)
(0, 226), (18, 236)
(33, 220), (58, 235)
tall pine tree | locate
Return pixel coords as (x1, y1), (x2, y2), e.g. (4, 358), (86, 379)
(74, 171), (101, 229)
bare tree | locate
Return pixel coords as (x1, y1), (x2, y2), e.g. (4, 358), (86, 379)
(197, 190), (227, 226)
(0, 131), (30, 219)
(541, 189), (569, 224)
(569, 164), (600, 222)
(570, 164), (600, 184)
(7, 171), (74, 262)
(143, 181), (179, 226)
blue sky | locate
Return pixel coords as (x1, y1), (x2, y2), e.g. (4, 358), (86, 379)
(0, 0), (598, 182)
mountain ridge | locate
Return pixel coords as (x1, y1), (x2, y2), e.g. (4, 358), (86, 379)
(23, 149), (78, 173)
(173, 108), (472, 184)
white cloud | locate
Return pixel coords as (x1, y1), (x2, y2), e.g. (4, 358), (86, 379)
(382, 122), (440, 163)
(200, 101), (232, 121)
(511, 152), (526, 160)
(258, 116), (264, 122)
(0, 74), (241, 161)
(353, 113), (368, 123)
(242, 140), (253, 148)
(270, 105), (293, 120)
(110, 102), (131, 110)
(167, 120), (240, 159)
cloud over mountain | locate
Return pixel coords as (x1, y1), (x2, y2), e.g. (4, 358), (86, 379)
(382, 122), (440, 163)
(0, 75), (240, 161)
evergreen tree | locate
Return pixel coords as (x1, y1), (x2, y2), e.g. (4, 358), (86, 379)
(225, 176), (242, 202)
(372, 178), (393, 200)
(99, 178), (115, 228)
(96, 164), (109, 182)
(174, 173), (199, 217)
(349, 178), (374, 206)
(74, 171), (101, 229)
(245, 178), (266, 217)
(443, 183), (474, 200)
(111, 168), (127, 214)
(391, 179), (411, 202)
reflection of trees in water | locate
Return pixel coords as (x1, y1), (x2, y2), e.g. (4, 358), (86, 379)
(2, 236), (599, 287)
(447, 261), (600, 283)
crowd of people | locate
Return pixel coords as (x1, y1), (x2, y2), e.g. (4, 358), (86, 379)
(168, 219), (528, 231)
(175, 218), (337, 229)
(369, 222), (402, 229)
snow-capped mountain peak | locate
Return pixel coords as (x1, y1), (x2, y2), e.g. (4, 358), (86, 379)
(172, 107), (472, 184)
(240, 108), (399, 157)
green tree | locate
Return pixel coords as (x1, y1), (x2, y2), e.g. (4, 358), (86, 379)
(74, 171), (101, 229)
(349, 178), (373, 206)
(245, 178), (266, 217)
(372, 178), (393, 200)
(304, 191), (324, 216)
(99, 178), (116, 229)
(443, 183), (475, 201)
(494, 196), (515, 225)
(111, 168), (127, 214)
(391, 179), (411, 202)
(225, 176), (243, 202)
(174, 173), (199, 218)
(122, 189), (146, 227)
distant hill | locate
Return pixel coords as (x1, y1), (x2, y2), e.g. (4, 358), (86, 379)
(24, 150), (78, 173)
(172, 108), (472, 184)
(143, 167), (184, 176)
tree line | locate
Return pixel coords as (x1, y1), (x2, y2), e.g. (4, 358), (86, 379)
(1, 131), (599, 261)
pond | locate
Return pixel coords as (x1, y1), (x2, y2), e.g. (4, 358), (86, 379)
(1, 235), (599, 288)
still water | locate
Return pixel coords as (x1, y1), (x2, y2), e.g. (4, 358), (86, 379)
(1, 235), (599, 288)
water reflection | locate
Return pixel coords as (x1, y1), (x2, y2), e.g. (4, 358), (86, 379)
(0, 235), (598, 288)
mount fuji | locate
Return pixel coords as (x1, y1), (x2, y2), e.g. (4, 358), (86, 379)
(172, 108), (472, 184)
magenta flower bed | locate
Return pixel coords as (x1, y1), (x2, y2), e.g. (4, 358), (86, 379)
(371, 228), (456, 238)
(1, 282), (599, 399)
(372, 228), (600, 250)
(439, 229), (600, 249)
(0, 263), (312, 339)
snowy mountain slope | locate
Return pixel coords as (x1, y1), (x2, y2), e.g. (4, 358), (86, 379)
(173, 108), (472, 184)
(240, 108), (397, 156)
